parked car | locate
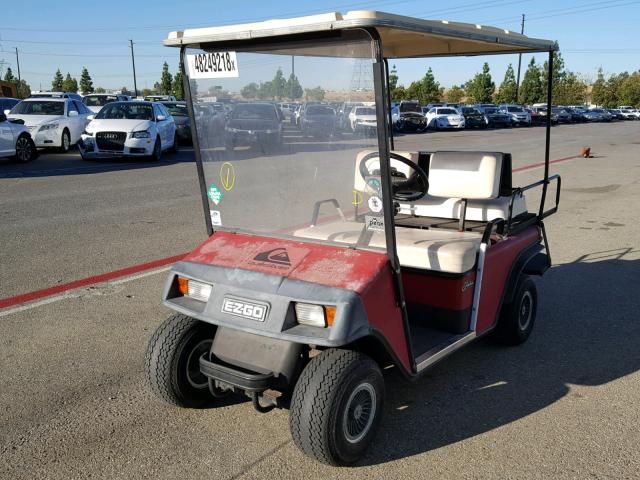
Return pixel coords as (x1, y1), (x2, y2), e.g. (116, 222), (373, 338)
(531, 106), (559, 124)
(0, 97), (21, 113)
(79, 101), (177, 160)
(618, 108), (637, 120)
(82, 93), (129, 113)
(424, 106), (465, 130)
(524, 107), (545, 126)
(607, 109), (625, 120)
(482, 106), (511, 128)
(144, 95), (177, 102)
(551, 107), (571, 123)
(162, 101), (192, 144)
(582, 109), (604, 122)
(561, 107), (585, 123)
(0, 110), (38, 162)
(498, 104), (531, 126)
(301, 104), (338, 137)
(8, 97), (92, 151)
(460, 106), (487, 128)
(348, 106), (377, 134)
(588, 108), (612, 122)
(225, 102), (282, 151)
(29, 91), (83, 101)
(392, 100), (427, 132)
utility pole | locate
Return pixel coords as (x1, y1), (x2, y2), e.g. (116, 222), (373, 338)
(129, 40), (138, 97)
(515, 14), (525, 101)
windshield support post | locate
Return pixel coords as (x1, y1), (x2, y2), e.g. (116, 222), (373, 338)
(539, 49), (553, 220)
(369, 31), (415, 373)
(180, 46), (214, 236)
(383, 58), (394, 150)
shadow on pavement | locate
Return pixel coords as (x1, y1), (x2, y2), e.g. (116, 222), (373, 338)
(363, 247), (640, 465)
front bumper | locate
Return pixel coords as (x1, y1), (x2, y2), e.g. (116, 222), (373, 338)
(79, 134), (155, 158)
(29, 127), (62, 148)
(226, 130), (280, 145)
(436, 120), (465, 129)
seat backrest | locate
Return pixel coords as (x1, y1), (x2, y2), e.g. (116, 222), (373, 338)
(428, 151), (504, 200)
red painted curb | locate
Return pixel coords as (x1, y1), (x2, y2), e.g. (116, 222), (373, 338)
(513, 155), (579, 173)
(0, 253), (187, 309)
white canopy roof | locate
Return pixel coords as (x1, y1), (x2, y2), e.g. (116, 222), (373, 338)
(165, 10), (556, 57)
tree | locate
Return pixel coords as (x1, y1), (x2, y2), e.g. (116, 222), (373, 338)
(62, 73), (78, 92)
(271, 68), (287, 100)
(444, 85), (465, 103)
(17, 79), (31, 99)
(518, 58), (544, 105)
(52, 69), (64, 91)
(619, 72), (640, 107)
(241, 82), (260, 99)
(304, 86), (325, 101)
(172, 70), (184, 100)
(391, 85), (407, 102)
(591, 68), (607, 107)
(285, 73), (303, 100)
(3, 67), (15, 82)
(542, 51), (566, 103)
(389, 64), (399, 91)
(160, 62), (173, 95)
(79, 67), (94, 94)
(555, 72), (588, 106)
(466, 63), (495, 103)
(406, 67), (441, 104)
(94, 86), (106, 93)
(496, 64), (517, 104)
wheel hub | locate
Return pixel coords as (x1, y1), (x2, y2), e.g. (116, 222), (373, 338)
(342, 382), (376, 444)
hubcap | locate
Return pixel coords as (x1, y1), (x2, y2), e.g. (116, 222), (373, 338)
(342, 382), (376, 444)
(185, 339), (212, 389)
(518, 291), (533, 331)
(16, 138), (30, 161)
(63, 133), (69, 150)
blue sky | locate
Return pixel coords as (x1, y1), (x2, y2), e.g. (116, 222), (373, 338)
(1, 0), (638, 92)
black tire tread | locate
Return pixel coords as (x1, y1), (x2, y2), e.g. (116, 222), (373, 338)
(493, 276), (537, 346)
(290, 349), (382, 466)
(144, 313), (209, 407)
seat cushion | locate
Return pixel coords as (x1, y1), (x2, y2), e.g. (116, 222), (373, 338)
(293, 221), (481, 274)
(428, 151), (503, 199)
(398, 194), (527, 221)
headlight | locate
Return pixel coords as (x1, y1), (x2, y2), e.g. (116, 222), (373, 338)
(177, 276), (212, 302)
(294, 302), (336, 328)
(131, 130), (151, 139)
(83, 130), (93, 136)
(39, 123), (59, 131)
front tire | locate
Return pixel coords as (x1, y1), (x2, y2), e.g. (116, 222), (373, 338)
(147, 137), (161, 161)
(492, 276), (537, 345)
(59, 129), (71, 153)
(145, 313), (216, 408)
(290, 349), (384, 466)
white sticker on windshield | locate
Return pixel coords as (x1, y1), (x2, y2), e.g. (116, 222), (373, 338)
(368, 196), (383, 213)
(210, 210), (222, 226)
(187, 52), (239, 79)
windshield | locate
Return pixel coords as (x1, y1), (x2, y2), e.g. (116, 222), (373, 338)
(11, 101), (64, 115)
(462, 108), (479, 114)
(184, 31), (385, 252)
(484, 108), (497, 114)
(507, 106), (524, 112)
(437, 108), (458, 115)
(83, 95), (118, 107)
(163, 102), (189, 116)
(96, 102), (154, 120)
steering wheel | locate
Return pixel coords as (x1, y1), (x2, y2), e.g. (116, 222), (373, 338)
(359, 151), (429, 202)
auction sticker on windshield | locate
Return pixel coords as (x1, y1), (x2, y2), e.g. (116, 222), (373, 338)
(187, 52), (239, 79)
(207, 183), (224, 205)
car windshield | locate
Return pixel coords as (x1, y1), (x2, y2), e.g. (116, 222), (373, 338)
(355, 107), (375, 116)
(484, 108), (497, 114)
(462, 108), (480, 114)
(507, 106), (524, 112)
(184, 32), (385, 251)
(163, 103), (189, 116)
(306, 105), (335, 116)
(83, 95), (119, 107)
(591, 109), (604, 113)
(437, 108), (457, 115)
(11, 101), (64, 115)
(96, 102), (154, 120)
(231, 104), (277, 120)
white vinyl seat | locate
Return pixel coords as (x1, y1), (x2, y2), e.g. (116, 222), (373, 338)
(293, 221), (481, 273)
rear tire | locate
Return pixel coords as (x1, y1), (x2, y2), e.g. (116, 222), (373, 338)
(145, 313), (216, 408)
(290, 349), (384, 466)
(12, 134), (37, 163)
(492, 276), (537, 345)
(169, 133), (178, 154)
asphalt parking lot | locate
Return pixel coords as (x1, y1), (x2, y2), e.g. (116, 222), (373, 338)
(1, 121), (639, 479)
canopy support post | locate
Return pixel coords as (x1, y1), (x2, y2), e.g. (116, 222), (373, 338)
(539, 49), (553, 220)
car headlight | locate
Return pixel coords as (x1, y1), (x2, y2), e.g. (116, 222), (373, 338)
(131, 130), (151, 138)
(294, 302), (336, 328)
(83, 129), (94, 136)
(39, 123), (59, 131)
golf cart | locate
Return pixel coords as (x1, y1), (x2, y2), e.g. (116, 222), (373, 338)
(146, 11), (561, 465)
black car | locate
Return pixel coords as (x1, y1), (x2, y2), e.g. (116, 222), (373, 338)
(225, 103), (282, 152)
(562, 107), (585, 123)
(300, 104), (338, 137)
(162, 101), (192, 144)
(460, 107), (487, 128)
(482, 107), (511, 128)
(393, 100), (428, 132)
